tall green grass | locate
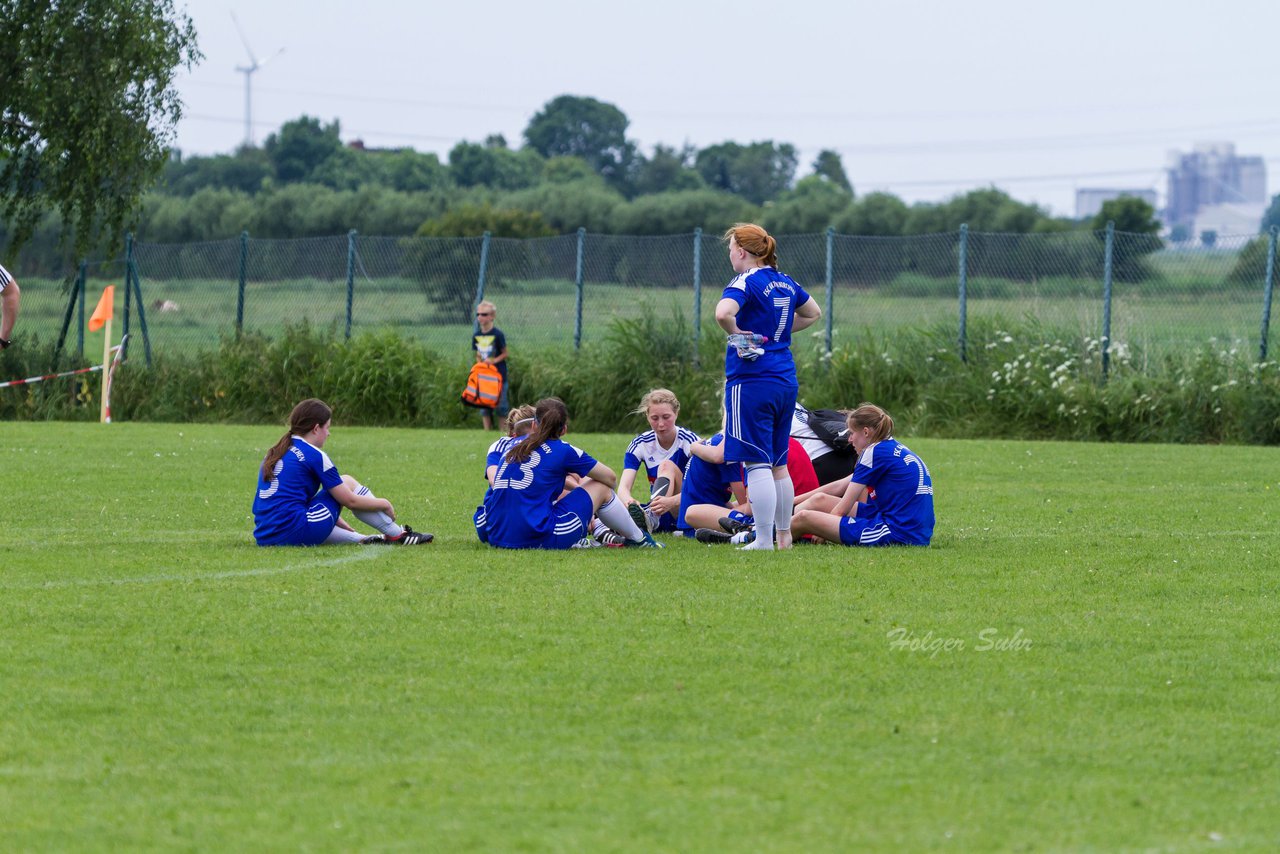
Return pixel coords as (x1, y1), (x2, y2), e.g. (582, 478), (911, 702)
(1, 423), (1277, 849)
(8, 312), (1277, 444)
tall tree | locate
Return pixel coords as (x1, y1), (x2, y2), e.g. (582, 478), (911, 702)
(1, 0), (200, 258)
(694, 141), (797, 205)
(522, 95), (635, 188)
(263, 116), (345, 184)
(811, 149), (853, 194)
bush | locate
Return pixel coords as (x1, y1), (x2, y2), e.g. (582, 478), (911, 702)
(7, 318), (1280, 445)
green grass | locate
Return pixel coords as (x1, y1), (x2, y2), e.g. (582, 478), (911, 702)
(2, 423), (1278, 849)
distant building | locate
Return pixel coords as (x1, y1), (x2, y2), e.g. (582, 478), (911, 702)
(1075, 188), (1159, 220)
(1192, 203), (1265, 240)
(1165, 142), (1267, 233)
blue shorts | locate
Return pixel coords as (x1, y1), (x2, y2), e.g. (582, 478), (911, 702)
(838, 516), (927, 547)
(490, 487), (594, 550)
(724, 377), (796, 466)
(256, 491), (341, 547)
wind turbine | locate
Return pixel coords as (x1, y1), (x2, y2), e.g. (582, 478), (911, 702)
(231, 12), (284, 148)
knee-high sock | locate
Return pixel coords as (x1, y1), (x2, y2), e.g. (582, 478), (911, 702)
(774, 474), (795, 532)
(651, 476), (672, 499)
(323, 526), (366, 544)
(350, 481), (404, 537)
(598, 495), (645, 541)
(745, 464), (776, 549)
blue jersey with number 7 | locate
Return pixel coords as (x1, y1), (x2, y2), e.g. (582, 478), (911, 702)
(721, 267), (811, 382)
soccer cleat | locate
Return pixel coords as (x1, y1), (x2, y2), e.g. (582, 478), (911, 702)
(718, 515), (753, 536)
(729, 529), (757, 546)
(384, 525), (434, 545)
(694, 527), (733, 544)
(624, 528), (665, 548)
(571, 536), (603, 549)
(359, 534), (386, 545)
(627, 501), (656, 534)
(595, 530), (627, 548)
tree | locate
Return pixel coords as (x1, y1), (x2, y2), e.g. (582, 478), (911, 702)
(1090, 195), (1162, 235)
(833, 192), (910, 236)
(1261, 193), (1280, 234)
(523, 95), (634, 187)
(449, 141), (542, 190)
(263, 116), (344, 184)
(610, 189), (757, 236)
(694, 141), (797, 204)
(161, 149), (272, 196)
(760, 176), (853, 234)
(1, 0), (200, 258)
(1092, 196), (1163, 282)
(631, 144), (704, 196)
(811, 150), (852, 194)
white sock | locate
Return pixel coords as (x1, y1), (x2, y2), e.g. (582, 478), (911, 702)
(745, 464), (776, 550)
(598, 495), (645, 541)
(350, 481), (403, 537)
(774, 474), (794, 532)
(323, 527), (366, 544)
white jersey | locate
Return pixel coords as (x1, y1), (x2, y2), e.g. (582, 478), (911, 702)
(0, 264), (12, 289)
(623, 427), (701, 485)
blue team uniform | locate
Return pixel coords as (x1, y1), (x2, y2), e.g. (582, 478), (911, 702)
(721, 268), (812, 465)
(474, 435), (521, 543)
(252, 437), (345, 546)
(675, 434), (744, 536)
(483, 439), (601, 549)
(624, 427), (701, 533)
(838, 438), (935, 547)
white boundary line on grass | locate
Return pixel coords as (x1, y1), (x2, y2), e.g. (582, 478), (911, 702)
(3, 548), (386, 591)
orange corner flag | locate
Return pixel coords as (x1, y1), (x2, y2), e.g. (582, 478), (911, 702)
(89, 285), (115, 332)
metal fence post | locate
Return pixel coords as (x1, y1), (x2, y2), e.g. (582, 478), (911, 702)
(1260, 226), (1277, 363)
(123, 233), (134, 350)
(52, 265), (83, 368)
(1102, 221), (1115, 379)
(473, 231), (491, 329)
(236, 230), (248, 339)
(957, 224), (968, 362)
(344, 230), (356, 340)
(692, 227), (702, 365)
(127, 238), (153, 367)
(574, 227), (586, 351)
(77, 262), (86, 357)
(824, 226), (835, 356)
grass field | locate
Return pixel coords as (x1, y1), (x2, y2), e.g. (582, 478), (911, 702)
(2, 422), (1278, 849)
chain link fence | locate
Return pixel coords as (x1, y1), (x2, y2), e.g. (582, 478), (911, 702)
(18, 226), (1278, 369)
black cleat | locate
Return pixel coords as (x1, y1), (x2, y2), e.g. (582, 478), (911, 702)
(695, 527), (733, 544)
(718, 516), (753, 536)
(385, 525), (434, 545)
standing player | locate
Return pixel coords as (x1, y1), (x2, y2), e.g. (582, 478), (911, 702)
(0, 263), (19, 351)
(789, 404), (935, 547)
(482, 397), (662, 550)
(716, 223), (822, 550)
(252, 399), (434, 546)
(617, 388), (700, 534)
(472, 300), (509, 431)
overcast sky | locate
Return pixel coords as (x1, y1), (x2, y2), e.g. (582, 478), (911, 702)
(171, 0), (1280, 217)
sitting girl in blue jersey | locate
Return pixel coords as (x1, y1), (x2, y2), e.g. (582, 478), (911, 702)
(789, 404), (934, 547)
(482, 397), (662, 550)
(617, 388), (700, 534)
(253, 398), (433, 546)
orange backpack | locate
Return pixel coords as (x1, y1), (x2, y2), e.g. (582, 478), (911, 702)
(461, 361), (503, 408)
